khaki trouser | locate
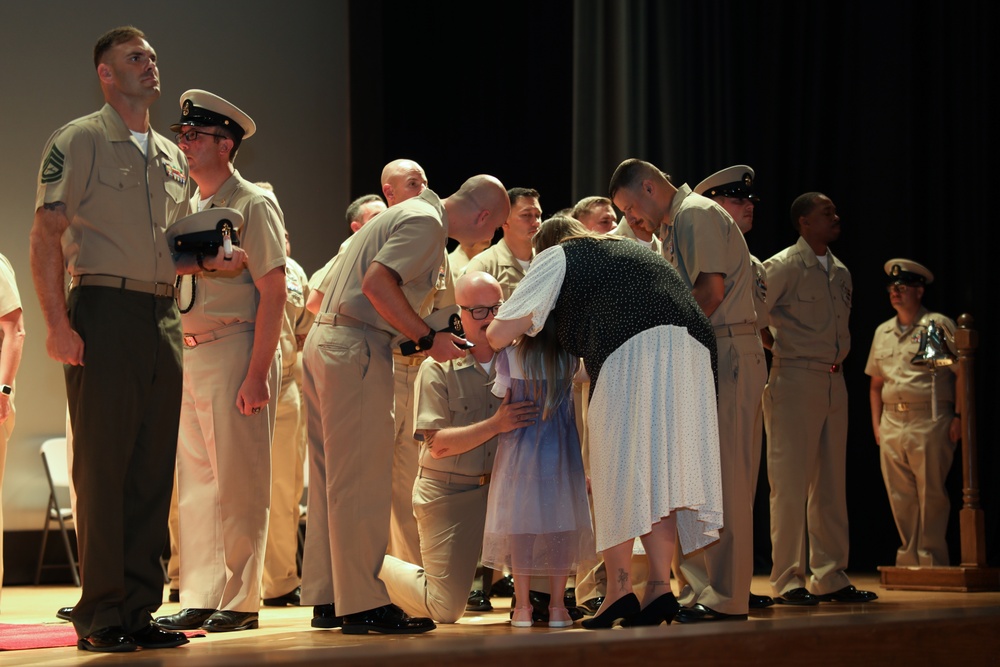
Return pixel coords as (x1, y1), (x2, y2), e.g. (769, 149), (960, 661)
(300, 324), (394, 615)
(176, 332), (278, 612)
(675, 333), (766, 614)
(763, 364), (851, 597)
(387, 356), (424, 566)
(381, 477), (490, 623)
(879, 406), (956, 566)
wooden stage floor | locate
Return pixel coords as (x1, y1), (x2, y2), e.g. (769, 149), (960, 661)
(1, 574), (997, 666)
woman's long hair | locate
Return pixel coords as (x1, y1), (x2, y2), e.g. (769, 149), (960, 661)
(516, 311), (578, 421)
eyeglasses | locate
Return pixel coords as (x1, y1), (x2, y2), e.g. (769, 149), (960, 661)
(460, 303), (502, 320)
(886, 283), (912, 294)
(175, 129), (226, 144)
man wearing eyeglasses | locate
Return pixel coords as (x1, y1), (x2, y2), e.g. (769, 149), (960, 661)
(302, 175), (507, 634)
(154, 90), (286, 634)
(30, 26), (195, 652)
(380, 271), (538, 622)
(865, 259), (960, 567)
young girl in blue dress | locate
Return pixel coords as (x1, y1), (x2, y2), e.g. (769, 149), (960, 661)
(481, 316), (595, 628)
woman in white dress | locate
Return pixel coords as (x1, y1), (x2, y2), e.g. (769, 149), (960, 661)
(487, 218), (722, 628)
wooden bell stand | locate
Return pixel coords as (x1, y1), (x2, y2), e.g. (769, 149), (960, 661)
(879, 314), (1000, 591)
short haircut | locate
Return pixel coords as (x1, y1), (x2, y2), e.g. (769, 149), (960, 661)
(94, 26), (146, 69)
(507, 187), (540, 205)
(572, 196), (612, 220)
(345, 194), (384, 226)
(608, 159), (662, 199)
(790, 192), (825, 231)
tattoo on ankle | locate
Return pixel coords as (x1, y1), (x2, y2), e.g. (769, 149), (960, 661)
(617, 568), (629, 593)
(647, 580), (669, 591)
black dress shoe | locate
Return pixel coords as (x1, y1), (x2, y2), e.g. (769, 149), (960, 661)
(467, 589), (493, 612)
(563, 587), (577, 608)
(581, 593), (640, 629)
(77, 627), (137, 653)
(774, 587), (819, 606)
(490, 574), (515, 598)
(675, 603), (747, 623)
(56, 606), (73, 622)
(263, 587), (301, 606)
(749, 592), (775, 609)
(577, 596), (604, 617)
(311, 603), (343, 628)
(511, 591), (584, 623)
(341, 604), (435, 635)
(815, 585), (879, 603)
(132, 624), (189, 649)
(203, 610), (259, 632)
(168, 589), (180, 603)
(155, 608), (217, 630)
(624, 593), (680, 627)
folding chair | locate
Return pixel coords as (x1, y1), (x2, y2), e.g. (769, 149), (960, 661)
(34, 437), (81, 586)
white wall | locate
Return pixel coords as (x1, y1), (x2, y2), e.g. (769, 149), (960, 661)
(0, 0), (350, 531)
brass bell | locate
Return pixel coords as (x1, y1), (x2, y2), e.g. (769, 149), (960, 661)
(911, 320), (956, 368)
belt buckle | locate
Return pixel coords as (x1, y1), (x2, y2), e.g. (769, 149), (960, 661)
(183, 335), (197, 348)
(479, 474), (490, 486)
(897, 402), (909, 412)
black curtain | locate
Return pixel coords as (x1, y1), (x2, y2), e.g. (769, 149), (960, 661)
(351, 0), (998, 570)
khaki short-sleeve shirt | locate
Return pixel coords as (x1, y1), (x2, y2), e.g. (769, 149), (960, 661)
(180, 173), (286, 333)
(279, 256), (312, 368)
(414, 353), (499, 476)
(667, 185), (757, 327)
(865, 307), (956, 403)
(319, 188), (448, 333)
(35, 104), (192, 284)
(764, 236), (852, 363)
(0, 253), (22, 350)
(749, 254), (770, 330)
(464, 237), (528, 301)
(613, 218), (662, 254)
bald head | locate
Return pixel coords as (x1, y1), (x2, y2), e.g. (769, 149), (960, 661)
(381, 158), (428, 206)
(455, 271), (503, 348)
(444, 175), (510, 246)
(455, 270), (503, 306)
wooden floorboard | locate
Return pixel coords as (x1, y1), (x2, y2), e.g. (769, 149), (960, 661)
(1, 574), (998, 666)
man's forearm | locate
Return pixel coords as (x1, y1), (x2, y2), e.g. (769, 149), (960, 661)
(29, 206), (70, 334)
(362, 261), (428, 341)
(424, 417), (499, 459)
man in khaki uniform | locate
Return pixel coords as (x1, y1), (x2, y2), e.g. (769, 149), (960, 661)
(305, 194), (386, 314)
(610, 158), (766, 622)
(572, 196), (618, 234)
(306, 162), (442, 570)
(0, 253), (25, 607)
(380, 272), (537, 622)
(866, 259), (960, 566)
(301, 175), (508, 634)
(695, 165), (773, 610)
(259, 183), (314, 607)
(30, 26), (193, 652)
(464, 187), (542, 300)
(762, 192), (876, 605)
(155, 90), (287, 633)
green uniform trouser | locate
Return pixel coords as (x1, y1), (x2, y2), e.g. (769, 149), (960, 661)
(65, 286), (182, 638)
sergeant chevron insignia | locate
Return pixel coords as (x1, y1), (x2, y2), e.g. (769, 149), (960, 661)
(41, 145), (65, 184)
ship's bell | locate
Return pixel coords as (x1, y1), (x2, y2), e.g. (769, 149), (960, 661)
(911, 320), (956, 368)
